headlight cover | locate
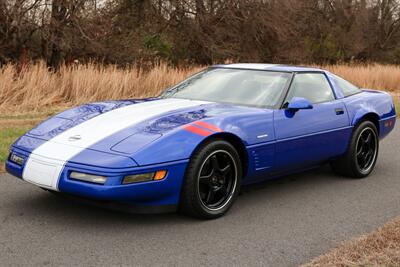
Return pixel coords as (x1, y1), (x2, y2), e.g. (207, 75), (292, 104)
(122, 170), (167, 184)
(70, 172), (107, 184)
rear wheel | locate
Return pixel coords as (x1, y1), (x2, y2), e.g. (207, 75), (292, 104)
(331, 120), (379, 178)
(179, 139), (242, 219)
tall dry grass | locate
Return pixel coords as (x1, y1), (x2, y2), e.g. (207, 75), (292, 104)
(0, 62), (399, 113)
(0, 62), (201, 113)
(321, 64), (400, 93)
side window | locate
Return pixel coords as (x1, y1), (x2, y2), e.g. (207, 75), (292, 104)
(285, 73), (335, 104)
(333, 74), (361, 97)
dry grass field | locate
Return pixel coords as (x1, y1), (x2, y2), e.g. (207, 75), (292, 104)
(0, 62), (399, 114)
(319, 64), (400, 94)
(0, 62), (202, 113)
(303, 217), (400, 266)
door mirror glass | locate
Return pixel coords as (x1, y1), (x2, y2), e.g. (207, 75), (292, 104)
(287, 97), (313, 111)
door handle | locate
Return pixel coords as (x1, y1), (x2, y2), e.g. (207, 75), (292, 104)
(335, 108), (344, 115)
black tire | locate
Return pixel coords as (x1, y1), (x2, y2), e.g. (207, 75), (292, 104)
(179, 139), (242, 219)
(331, 120), (379, 178)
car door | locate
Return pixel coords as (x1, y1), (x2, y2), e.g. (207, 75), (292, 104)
(272, 72), (351, 173)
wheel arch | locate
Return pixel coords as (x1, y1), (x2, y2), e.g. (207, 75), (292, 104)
(352, 112), (380, 135)
(193, 132), (249, 177)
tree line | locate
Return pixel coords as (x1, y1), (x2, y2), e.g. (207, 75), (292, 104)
(1, 0), (400, 69)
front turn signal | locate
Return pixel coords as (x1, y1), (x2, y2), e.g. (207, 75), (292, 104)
(122, 170), (167, 184)
(154, 170), (167, 181)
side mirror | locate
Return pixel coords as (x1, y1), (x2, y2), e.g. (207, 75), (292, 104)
(287, 97), (313, 111)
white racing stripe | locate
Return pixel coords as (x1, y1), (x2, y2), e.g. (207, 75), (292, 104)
(22, 98), (208, 190)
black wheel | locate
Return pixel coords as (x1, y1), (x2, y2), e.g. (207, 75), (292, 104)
(331, 120), (379, 178)
(179, 139), (242, 219)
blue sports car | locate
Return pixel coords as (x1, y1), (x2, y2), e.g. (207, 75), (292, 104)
(6, 64), (397, 219)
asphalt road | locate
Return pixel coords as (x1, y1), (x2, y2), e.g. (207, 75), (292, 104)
(1, 125), (399, 267)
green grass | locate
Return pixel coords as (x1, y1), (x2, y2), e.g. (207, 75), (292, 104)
(0, 109), (55, 171)
(0, 109), (60, 120)
(0, 127), (32, 170)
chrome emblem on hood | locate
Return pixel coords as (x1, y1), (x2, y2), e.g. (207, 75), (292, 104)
(68, 135), (82, 141)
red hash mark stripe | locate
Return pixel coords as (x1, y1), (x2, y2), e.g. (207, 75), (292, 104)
(184, 125), (213, 136)
(192, 121), (222, 132)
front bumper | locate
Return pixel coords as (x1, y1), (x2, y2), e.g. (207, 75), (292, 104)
(6, 147), (189, 210)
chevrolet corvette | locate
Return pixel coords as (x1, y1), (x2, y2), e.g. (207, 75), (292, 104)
(6, 64), (397, 219)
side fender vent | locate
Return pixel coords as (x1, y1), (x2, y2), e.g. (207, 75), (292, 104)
(250, 146), (273, 171)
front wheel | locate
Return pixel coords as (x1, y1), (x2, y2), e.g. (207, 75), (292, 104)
(179, 139), (242, 219)
(331, 120), (379, 178)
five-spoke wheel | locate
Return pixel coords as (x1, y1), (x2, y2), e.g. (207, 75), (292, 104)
(180, 139), (242, 219)
(198, 151), (237, 210)
(355, 127), (378, 174)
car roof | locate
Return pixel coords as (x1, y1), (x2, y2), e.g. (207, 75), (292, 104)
(211, 63), (324, 73)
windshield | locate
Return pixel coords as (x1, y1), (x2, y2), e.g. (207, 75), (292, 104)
(160, 68), (292, 108)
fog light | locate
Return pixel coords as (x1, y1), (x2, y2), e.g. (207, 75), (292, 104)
(10, 153), (24, 166)
(70, 172), (107, 184)
(122, 170), (167, 184)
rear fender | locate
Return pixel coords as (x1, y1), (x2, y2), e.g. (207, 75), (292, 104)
(344, 90), (396, 139)
(351, 108), (379, 127)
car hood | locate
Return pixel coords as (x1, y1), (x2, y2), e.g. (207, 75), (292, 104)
(24, 97), (256, 153)
(26, 97), (207, 149)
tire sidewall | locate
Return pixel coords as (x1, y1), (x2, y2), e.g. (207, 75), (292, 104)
(350, 121), (379, 178)
(183, 139), (242, 218)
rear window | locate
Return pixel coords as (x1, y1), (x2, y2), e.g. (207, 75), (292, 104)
(333, 74), (361, 97)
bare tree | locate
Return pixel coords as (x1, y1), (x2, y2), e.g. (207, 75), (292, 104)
(1, 0), (400, 66)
